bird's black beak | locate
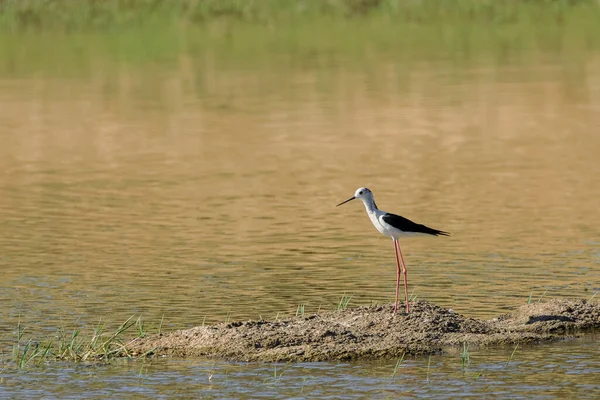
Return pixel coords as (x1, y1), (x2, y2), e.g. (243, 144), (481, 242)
(336, 196), (355, 207)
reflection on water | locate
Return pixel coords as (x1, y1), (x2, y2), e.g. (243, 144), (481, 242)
(1, 335), (598, 398)
(0, 53), (599, 339)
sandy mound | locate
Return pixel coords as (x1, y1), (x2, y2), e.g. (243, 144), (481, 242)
(127, 299), (600, 362)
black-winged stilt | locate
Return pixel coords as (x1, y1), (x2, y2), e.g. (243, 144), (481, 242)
(336, 187), (449, 313)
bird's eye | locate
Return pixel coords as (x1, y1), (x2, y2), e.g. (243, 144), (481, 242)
(358, 191), (363, 195)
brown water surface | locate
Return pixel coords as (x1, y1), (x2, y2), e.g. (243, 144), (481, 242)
(1, 54), (599, 338)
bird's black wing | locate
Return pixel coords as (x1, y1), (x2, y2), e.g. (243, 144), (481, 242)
(382, 213), (450, 236)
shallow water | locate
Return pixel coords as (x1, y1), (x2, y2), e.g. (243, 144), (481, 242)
(2, 335), (599, 398)
(0, 24), (600, 397)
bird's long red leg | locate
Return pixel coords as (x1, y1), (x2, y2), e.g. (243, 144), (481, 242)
(395, 240), (410, 313)
(393, 239), (401, 313)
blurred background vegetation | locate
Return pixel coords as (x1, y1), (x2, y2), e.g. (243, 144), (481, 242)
(1, 0), (599, 76)
(1, 0), (599, 30)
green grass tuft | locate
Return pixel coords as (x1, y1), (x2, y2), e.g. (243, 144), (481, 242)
(409, 288), (419, 302)
(337, 293), (353, 311)
(527, 289), (549, 304)
(7, 315), (156, 369)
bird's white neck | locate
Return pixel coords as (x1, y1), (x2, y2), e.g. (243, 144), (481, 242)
(361, 197), (379, 214)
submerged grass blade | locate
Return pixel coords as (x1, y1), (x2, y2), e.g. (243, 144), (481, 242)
(461, 343), (470, 369)
(426, 354), (432, 382)
(506, 343), (519, 366)
(391, 353), (405, 377)
(17, 315), (23, 341)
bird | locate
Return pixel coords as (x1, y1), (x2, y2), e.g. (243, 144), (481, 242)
(336, 187), (449, 313)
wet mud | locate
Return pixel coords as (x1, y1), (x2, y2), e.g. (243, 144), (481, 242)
(128, 299), (600, 362)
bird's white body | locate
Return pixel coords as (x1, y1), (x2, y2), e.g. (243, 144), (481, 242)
(360, 197), (424, 240)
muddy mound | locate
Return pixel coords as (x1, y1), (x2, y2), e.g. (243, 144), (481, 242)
(128, 299), (599, 362)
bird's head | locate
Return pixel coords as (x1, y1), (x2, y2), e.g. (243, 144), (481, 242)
(336, 187), (373, 207)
